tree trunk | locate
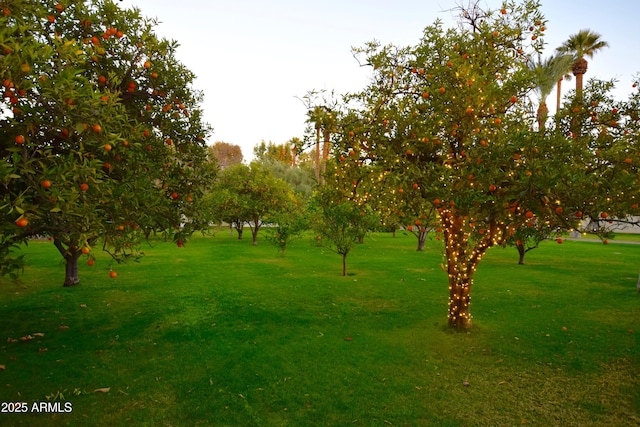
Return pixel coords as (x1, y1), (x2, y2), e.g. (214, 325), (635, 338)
(342, 252), (347, 276)
(556, 79), (563, 112)
(292, 144), (297, 167)
(516, 242), (526, 265)
(442, 212), (501, 329)
(54, 239), (81, 286)
(573, 58), (588, 99)
(315, 127), (321, 184)
(252, 228), (259, 246)
(417, 229), (427, 251)
(63, 251), (81, 287)
(235, 222), (243, 240)
(448, 274), (472, 329)
(321, 129), (330, 186)
(537, 102), (548, 131)
(575, 72), (584, 99)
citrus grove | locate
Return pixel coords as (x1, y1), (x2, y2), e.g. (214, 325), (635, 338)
(0, 0), (215, 285)
(1, 0), (639, 330)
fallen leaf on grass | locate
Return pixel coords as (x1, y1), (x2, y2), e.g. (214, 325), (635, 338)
(344, 336), (353, 341)
(0, 365), (5, 370)
(7, 337), (18, 343)
(33, 332), (45, 337)
(20, 335), (33, 341)
(80, 304), (87, 308)
(93, 387), (110, 393)
(58, 326), (69, 330)
(38, 348), (48, 353)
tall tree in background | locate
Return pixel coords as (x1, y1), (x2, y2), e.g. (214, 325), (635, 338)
(208, 141), (243, 168)
(289, 137), (303, 167)
(0, 0), (215, 284)
(303, 91), (339, 185)
(556, 29), (609, 99)
(530, 54), (573, 130)
(253, 140), (293, 165)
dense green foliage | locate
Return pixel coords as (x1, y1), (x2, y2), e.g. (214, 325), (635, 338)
(205, 162), (295, 245)
(0, 0), (215, 284)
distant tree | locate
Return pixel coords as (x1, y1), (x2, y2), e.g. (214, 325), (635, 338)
(205, 184), (246, 239)
(505, 221), (555, 264)
(302, 91), (339, 185)
(265, 195), (308, 255)
(207, 163), (292, 245)
(289, 137), (303, 166)
(310, 169), (380, 276)
(208, 141), (243, 168)
(259, 159), (315, 198)
(253, 140), (293, 165)
(530, 54), (574, 130)
(556, 29), (609, 98)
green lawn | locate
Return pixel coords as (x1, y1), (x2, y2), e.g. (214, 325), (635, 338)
(0, 230), (639, 426)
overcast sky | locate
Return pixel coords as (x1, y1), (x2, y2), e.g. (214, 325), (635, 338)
(123, 0), (639, 161)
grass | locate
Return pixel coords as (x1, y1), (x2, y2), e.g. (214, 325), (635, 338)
(0, 230), (639, 426)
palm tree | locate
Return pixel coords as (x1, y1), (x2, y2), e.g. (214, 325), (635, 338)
(530, 54), (574, 130)
(556, 69), (572, 113)
(556, 29), (609, 99)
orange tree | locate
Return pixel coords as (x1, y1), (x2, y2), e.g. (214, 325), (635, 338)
(206, 162), (294, 246)
(329, 0), (639, 328)
(0, 1), (215, 284)
(309, 180), (380, 277)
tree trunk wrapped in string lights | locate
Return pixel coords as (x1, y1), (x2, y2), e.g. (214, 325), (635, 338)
(441, 209), (507, 328)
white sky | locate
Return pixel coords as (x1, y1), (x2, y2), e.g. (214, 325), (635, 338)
(124, 0), (639, 161)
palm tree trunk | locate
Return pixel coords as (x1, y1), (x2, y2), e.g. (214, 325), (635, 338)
(292, 144), (297, 167)
(556, 79), (563, 112)
(575, 72), (584, 99)
(537, 102), (549, 131)
(321, 129), (330, 185)
(315, 127), (321, 184)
